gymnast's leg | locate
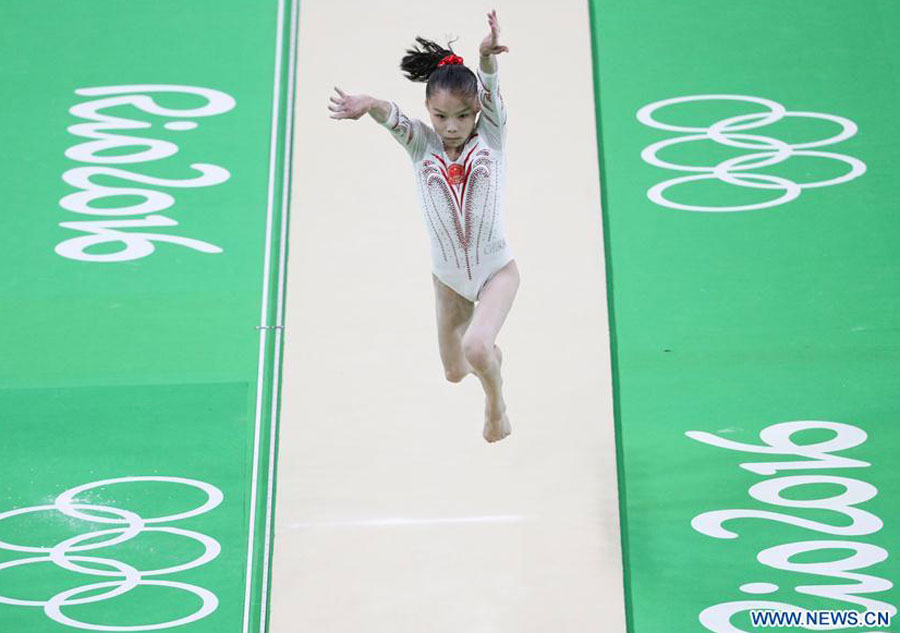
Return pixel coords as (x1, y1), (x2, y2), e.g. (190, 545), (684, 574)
(463, 259), (520, 443)
(432, 274), (475, 383)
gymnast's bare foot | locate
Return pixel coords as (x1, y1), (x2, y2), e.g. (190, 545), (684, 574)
(483, 409), (511, 443)
(483, 345), (511, 443)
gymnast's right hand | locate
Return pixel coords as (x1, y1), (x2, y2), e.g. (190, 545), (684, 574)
(329, 87), (370, 120)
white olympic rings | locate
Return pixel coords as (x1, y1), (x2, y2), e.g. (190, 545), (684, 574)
(0, 476), (223, 631)
(637, 94), (866, 212)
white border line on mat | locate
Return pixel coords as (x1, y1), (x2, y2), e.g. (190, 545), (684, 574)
(244, 0), (289, 631)
(258, 0), (299, 628)
(290, 515), (535, 529)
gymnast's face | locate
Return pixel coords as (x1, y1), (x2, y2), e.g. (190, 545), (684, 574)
(426, 90), (481, 152)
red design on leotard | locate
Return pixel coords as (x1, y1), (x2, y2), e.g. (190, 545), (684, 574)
(421, 139), (498, 282)
(448, 163), (465, 185)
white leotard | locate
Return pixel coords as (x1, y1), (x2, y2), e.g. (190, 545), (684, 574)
(380, 67), (513, 302)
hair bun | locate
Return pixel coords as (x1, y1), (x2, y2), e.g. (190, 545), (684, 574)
(399, 36), (477, 100)
(400, 36), (455, 83)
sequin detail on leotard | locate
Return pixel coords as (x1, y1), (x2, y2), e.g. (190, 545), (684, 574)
(380, 67), (512, 302)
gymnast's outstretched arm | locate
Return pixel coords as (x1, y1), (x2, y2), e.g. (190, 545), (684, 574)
(328, 88), (391, 123)
(329, 87), (427, 160)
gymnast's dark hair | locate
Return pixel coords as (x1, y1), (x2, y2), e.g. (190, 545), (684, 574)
(400, 36), (478, 101)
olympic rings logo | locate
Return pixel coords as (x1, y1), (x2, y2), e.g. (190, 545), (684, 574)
(637, 95), (866, 212)
(0, 476), (224, 631)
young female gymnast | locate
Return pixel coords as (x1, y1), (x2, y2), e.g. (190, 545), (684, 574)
(329, 10), (518, 443)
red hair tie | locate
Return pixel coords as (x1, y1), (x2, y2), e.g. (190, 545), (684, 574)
(437, 54), (464, 67)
